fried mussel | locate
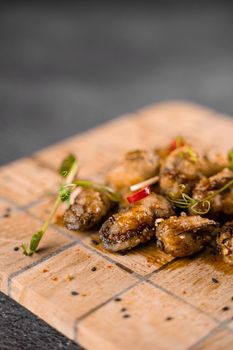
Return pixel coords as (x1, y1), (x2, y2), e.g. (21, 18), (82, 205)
(100, 193), (174, 251)
(156, 214), (218, 257)
(64, 188), (114, 231)
(217, 221), (233, 265)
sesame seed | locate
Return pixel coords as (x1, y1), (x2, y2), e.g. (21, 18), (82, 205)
(222, 306), (230, 312)
(71, 291), (79, 296)
(165, 316), (173, 321)
(115, 297), (122, 302)
(123, 314), (130, 318)
(212, 278), (219, 284)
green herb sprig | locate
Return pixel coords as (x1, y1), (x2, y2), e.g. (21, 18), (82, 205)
(178, 146), (197, 163)
(22, 155), (121, 256)
(168, 179), (233, 215)
(228, 149), (233, 170)
(22, 154), (78, 256)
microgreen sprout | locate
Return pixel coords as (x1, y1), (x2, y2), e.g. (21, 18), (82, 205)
(178, 146), (197, 163)
(22, 154), (78, 256)
(168, 179), (233, 215)
(175, 136), (185, 148)
(228, 149), (233, 170)
(22, 155), (121, 256)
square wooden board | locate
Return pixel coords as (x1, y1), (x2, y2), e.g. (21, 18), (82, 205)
(1, 101), (233, 350)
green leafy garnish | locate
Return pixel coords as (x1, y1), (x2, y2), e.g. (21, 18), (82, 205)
(168, 179), (233, 215)
(175, 136), (185, 148)
(228, 149), (233, 170)
(59, 154), (76, 177)
(179, 146), (197, 163)
(22, 155), (121, 256)
(168, 190), (210, 215)
(22, 154), (78, 256)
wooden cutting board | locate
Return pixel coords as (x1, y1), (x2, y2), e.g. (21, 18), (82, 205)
(0, 101), (233, 350)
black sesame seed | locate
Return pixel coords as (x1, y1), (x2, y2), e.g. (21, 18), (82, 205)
(14, 246), (19, 251)
(165, 316), (173, 321)
(71, 291), (79, 296)
(212, 278), (219, 284)
(115, 297), (122, 302)
(91, 267), (97, 272)
(123, 314), (130, 318)
(222, 306), (230, 311)
(121, 307), (127, 312)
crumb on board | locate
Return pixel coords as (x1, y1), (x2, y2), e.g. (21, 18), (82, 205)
(65, 275), (74, 281)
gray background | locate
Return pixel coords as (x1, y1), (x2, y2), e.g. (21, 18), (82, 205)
(0, 1), (233, 349)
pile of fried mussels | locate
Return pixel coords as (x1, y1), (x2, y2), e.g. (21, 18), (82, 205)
(63, 139), (233, 265)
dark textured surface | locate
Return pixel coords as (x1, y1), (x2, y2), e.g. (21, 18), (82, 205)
(0, 1), (233, 349)
(0, 293), (79, 350)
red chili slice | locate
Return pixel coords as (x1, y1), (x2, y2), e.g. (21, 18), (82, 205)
(127, 186), (152, 204)
(168, 136), (186, 152)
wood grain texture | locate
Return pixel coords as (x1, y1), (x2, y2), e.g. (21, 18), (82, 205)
(150, 251), (233, 321)
(0, 101), (233, 349)
(0, 211), (72, 293)
(191, 328), (233, 350)
(10, 244), (137, 340)
(78, 283), (216, 350)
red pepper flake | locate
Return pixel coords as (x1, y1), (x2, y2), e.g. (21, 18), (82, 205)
(82, 293), (87, 297)
(168, 136), (186, 152)
(107, 265), (113, 269)
(42, 268), (49, 273)
(51, 276), (58, 281)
